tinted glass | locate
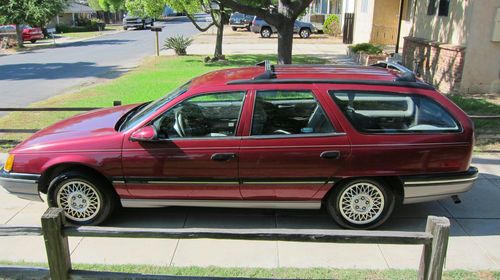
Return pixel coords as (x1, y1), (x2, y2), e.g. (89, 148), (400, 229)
(252, 90), (334, 135)
(330, 91), (460, 133)
(154, 91), (245, 138)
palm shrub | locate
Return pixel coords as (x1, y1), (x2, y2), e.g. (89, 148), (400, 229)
(164, 35), (193, 56)
(350, 43), (383, 55)
(323, 14), (341, 36)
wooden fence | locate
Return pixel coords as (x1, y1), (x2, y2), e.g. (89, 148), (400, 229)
(0, 208), (451, 280)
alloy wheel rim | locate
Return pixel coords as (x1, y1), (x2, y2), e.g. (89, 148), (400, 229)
(56, 180), (101, 222)
(301, 30), (309, 38)
(262, 29), (270, 37)
(339, 182), (384, 225)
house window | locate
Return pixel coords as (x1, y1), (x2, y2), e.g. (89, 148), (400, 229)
(428, 0), (450, 16)
(438, 0), (450, 16)
(427, 0), (437, 15)
(361, 0), (369, 13)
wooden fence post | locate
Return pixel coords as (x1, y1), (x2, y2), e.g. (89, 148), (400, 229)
(41, 208), (72, 280)
(418, 216), (450, 280)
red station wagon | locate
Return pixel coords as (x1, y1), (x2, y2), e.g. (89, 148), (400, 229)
(0, 61), (478, 229)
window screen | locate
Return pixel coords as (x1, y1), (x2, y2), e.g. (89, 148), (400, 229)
(438, 0), (450, 16)
(330, 91), (460, 134)
(427, 0), (437, 15)
(252, 90), (334, 136)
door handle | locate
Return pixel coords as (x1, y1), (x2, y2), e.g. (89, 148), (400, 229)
(211, 153), (236, 161)
(320, 151), (340, 159)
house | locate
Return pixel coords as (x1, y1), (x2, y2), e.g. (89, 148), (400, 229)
(51, 1), (96, 27)
(402, 0), (500, 94)
(305, 0), (415, 47)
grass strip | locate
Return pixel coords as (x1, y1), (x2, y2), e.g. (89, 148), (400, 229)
(0, 261), (499, 280)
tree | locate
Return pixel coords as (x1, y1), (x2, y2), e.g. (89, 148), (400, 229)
(125, 0), (165, 18)
(165, 0), (226, 59)
(218, 0), (313, 64)
(0, 0), (68, 47)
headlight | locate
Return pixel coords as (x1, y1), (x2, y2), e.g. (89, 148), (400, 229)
(4, 154), (14, 172)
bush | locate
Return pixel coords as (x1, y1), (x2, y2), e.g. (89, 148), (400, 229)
(323, 14), (341, 36)
(164, 35), (193, 56)
(349, 43), (383, 55)
(56, 19), (106, 33)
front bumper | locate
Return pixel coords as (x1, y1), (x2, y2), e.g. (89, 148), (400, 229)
(401, 167), (478, 204)
(0, 168), (42, 202)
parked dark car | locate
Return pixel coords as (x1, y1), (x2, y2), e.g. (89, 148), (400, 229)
(229, 12), (254, 31)
(0, 61), (478, 229)
(0, 25), (44, 43)
(250, 16), (317, 38)
(123, 15), (154, 30)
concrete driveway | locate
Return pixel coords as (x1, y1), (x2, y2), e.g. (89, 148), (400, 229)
(0, 153), (499, 270)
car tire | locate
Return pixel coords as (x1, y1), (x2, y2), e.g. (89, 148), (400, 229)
(123, 26), (128, 30)
(246, 26), (251, 31)
(260, 27), (272, 38)
(299, 28), (311, 39)
(325, 178), (395, 230)
(30, 40), (37, 43)
(232, 27), (237, 31)
(47, 170), (116, 226)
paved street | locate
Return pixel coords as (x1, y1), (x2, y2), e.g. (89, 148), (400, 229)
(0, 153), (499, 270)
(0, 17), (201, 109)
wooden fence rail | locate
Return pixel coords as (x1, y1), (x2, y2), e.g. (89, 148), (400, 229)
(0, 208), (451, 280)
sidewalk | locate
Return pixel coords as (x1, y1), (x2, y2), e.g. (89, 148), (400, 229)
(161, 27), (351, 63)
(0, 153), (499, 270)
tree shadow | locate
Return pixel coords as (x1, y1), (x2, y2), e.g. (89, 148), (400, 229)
(184, 54), (330, 68)
(0, 62), (127, 81)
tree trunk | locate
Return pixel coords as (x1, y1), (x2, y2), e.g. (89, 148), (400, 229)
(276, 20), (294, 64)
(214, 12), (224, 59)
(15, 24), (24, 48)
(104, 12), (110, 24)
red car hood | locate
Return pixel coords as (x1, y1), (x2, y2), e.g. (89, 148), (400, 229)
(13, 104), (137, 153)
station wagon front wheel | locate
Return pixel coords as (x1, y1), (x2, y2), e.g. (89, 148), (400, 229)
(326, 179), (395, 229)
(47, 171), (116, 226)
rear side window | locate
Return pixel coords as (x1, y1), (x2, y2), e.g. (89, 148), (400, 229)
(252, 90), (334, 136)
(330, 91), (460, 133)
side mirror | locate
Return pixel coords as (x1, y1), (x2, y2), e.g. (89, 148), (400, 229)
(130, 125), (158, 142)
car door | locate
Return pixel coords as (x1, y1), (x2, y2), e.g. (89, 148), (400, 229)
(121, 91), (246, 200)
(239, 88), (351, 200)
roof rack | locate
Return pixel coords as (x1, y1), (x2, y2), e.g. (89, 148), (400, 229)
(254, 60), (275, 80)
(371, 61), (417, 82)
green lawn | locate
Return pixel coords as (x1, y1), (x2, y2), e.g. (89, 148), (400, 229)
(0, 55), (327, 149)
(0, 54), (498, 151)
(0, 261), (499, 280)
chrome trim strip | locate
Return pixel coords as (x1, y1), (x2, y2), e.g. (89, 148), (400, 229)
(120, 199), (321, 209)
(242, 181), (326, 185)
(112, 181), (126, 184)
(143, 181), (239, 185)
(404, 176), (478, 186)
(243, 132), (347, 140)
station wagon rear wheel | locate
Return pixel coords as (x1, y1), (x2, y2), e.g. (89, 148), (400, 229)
(47, 171), (116, 226)
(326, 179), (395, 229)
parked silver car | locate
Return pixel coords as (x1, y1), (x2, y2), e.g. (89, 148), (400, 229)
(250, 16), (317, 38)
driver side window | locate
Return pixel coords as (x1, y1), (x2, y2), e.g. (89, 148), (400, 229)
(153, 91), (245, 139)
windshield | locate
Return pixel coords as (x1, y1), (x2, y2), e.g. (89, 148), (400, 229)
(119, 81), (191, 131)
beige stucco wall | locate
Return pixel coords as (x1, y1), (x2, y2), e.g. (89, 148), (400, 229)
(352, 0), (375, 43)
(411, 0), (472, 46)
(461, 0), (500, 94)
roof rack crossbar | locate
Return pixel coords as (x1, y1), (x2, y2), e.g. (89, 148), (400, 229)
(371, 61), (417, 82)
(254, 60), (275, 80)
